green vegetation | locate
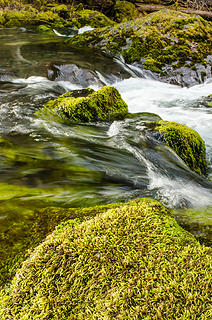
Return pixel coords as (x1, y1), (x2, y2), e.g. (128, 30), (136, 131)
(155, 120), (207, 175)
(0, 193), (121, 287)
(0, 3), (114, 29)
(67, 10), (212, 74)
(112, 0), (140, 23)
(206, 94), (212, 107)
(73, 9), (114, 28)
(40, 86), (128, 123)
(0, 198), (211, 319)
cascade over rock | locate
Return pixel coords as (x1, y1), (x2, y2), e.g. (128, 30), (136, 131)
(66, 9), (212, 86)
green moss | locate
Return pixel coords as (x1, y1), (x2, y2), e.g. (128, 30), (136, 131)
(1, 8), (67, 28)
(0, 12), (5, 25)
(36, 24), (54, 33)
(67, 10), (212, 74)
(0, 198), (211, 319)
(49, 4), (70, 19)
(155, 120), (207, 175)
(74, 9), (115, 28)
(40, 86), (128, 123)
(4, 10), (34, 27)
(0, 194), (123, 287)
(206, 94), (212, 108)
(112, 0), (139, 23)
(143, 56), (162, 73)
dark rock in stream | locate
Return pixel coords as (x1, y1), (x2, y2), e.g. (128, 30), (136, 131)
(47, 63), (104, 87)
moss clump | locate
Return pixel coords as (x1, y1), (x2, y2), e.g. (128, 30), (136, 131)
(3, 10), (34, 27)
(1, 8), (67, 28)
(41, 86), (128, 123)
(112, 0), (139, 23)
(36, 24), (54, 33)
(0, 3), (114, 29)
(155, 120), (207, 175)
(66, 10), (212, 74)
(73, 9), (115, 28)
(0, 195), (122, 287)
(0, 198), (211, 319)
(206, 94), (212, 107)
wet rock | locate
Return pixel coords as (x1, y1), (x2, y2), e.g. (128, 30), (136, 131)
(47, 63), (104, 87)
(66, 10), (212, 87)
(159, 57), (212, 87)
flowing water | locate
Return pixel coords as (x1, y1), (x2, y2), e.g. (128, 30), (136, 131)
(0, 27), (212, 260)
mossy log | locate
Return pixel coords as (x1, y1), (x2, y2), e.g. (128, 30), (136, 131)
(135, 3), (212, 20)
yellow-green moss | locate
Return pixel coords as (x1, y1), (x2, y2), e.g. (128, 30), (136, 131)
(207, 94), (212, 107)
(0, 2), (115, 29)
(0, 198), (211, 319)
(0, 193), (123, 287)
(112, 0), (140, 23)
(73, 9), (115, 28)
(40, 86), (128, 123)
(155, 120), (207, 175)
(67, 10), (212, 74)
(1, 8), (67, 28)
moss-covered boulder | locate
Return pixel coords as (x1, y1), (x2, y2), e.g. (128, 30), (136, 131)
(0, 197), (121, 287)
(66, 9), (212, 86)
(154, 120), (207, 175)
(73, 9), (115, 28)
(112, 0), (140, 22)
(0, 8), (67, 28)
(0, 198), (211, 319)
(40, 86), (128, 123)
(0, 3), (114, 29)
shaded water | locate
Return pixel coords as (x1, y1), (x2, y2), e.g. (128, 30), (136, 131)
(0, 28), (212, 249)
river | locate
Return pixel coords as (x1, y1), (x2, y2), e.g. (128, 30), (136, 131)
(0, 27), (211, 248)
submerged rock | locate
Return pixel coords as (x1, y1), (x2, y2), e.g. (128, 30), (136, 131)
(40, 86), (128, 123)
(0, 198), (211, 319)
(153, 120), (207, 175)
(66, 9), (212, 86)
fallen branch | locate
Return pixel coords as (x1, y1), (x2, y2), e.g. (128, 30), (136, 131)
(135, 4), (212, 20)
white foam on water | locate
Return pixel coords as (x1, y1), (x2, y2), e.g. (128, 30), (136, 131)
(78, 26), (94, 34)
(115, 77), (212, 153)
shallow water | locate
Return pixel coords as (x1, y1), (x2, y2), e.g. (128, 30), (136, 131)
(0, 28), (212, 249)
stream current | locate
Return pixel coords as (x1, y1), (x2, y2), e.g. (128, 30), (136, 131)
(0, 28), (212, 244)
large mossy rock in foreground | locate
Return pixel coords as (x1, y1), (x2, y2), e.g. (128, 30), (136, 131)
(0, 199), (211, 319)
(154, 120), (207, 175)
(66, 10), (212, 86)
(42, 86), (128, 122)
